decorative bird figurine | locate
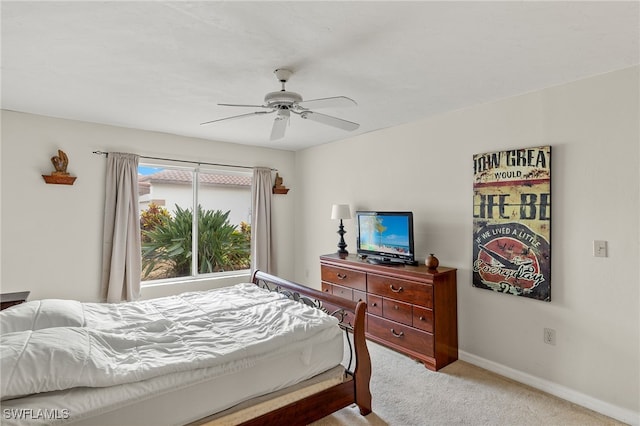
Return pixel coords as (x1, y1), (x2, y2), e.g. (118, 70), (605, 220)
(51, 150), (69, 175)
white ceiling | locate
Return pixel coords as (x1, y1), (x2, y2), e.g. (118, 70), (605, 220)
(2, 1), (638, 151)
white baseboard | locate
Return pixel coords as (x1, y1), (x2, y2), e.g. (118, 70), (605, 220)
(459, 350), (639, 426)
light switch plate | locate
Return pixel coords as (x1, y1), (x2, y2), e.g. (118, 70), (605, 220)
(593, 240), (608, 257)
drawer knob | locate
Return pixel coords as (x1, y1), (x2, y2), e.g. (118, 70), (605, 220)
(394, 305), (399, 310)
(390, 328), (404, 338)
(372, 302), (377, 307)
(337, 273), (347, 280)
(389, 284), (404, 293)
(419, 316), (425, 321)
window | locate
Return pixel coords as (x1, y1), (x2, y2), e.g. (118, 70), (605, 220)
(138, 164), (252, 282)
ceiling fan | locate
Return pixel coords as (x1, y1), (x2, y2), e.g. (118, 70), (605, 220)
(201, 69), (359, 141)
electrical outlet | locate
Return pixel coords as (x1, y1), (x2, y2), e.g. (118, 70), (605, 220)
(543, 328), (556, 346)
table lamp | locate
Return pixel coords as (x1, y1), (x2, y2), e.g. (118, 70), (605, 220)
(331, 204), (351, 258)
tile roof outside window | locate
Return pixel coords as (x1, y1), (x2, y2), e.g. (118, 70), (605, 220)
(138, 170), (252, 188)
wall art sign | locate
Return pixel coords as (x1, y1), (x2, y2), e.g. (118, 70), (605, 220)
(472, 146), (551, 302)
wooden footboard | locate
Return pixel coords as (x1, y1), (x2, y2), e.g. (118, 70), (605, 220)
(189, 271), (372, 426)
(247, 270), (372, 424)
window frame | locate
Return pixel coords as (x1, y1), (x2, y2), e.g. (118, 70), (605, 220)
(139, 162), (252, 286)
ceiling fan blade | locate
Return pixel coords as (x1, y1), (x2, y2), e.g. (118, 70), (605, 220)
(270, 110), (289, 140)
(297, 96), (357, 109)
(200, 110), (273, 126)
(218, 103), (267, 108)
(300, 111), (359, 131)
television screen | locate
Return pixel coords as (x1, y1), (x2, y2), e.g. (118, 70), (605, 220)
(356, 211), (415, 264)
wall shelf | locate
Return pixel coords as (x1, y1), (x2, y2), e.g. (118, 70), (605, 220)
(42, 175), (77, 185)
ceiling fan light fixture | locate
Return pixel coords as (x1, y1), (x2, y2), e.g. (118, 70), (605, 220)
(276, 109), (290, 120)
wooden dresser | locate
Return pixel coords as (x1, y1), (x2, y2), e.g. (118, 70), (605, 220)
(320, 254), (457, 371)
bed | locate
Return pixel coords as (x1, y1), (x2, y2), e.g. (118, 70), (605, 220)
(0, 271), (371, 425)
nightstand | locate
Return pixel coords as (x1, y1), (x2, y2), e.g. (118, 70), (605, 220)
(0, 291), (31, 310)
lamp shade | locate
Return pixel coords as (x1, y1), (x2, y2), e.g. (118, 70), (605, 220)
(331, 204), (351, 220)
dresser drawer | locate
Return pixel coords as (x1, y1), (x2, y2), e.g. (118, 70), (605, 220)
(331, 283), (353, 300)
(382, 298), (412, 326)
(367, 314), (434, 357)
(367, 274), (432, 307)
(367, 294), (383, 316)
(322, 281), (366, 303)
(353, 290), (367, 303)
(321, 265), (366, 291)
(413, 306), (434, 333)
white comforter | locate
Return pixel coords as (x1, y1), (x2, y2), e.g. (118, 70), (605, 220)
(0, 283), (339, 401)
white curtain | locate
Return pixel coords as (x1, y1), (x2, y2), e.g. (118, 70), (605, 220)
(100, 152), (141, 302)
(251, 167), (273, 273)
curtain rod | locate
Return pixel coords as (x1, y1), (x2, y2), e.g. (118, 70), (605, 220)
(92, 151), (277, 171)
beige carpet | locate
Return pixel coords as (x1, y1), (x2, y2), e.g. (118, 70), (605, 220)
(312, 341), (623, 426)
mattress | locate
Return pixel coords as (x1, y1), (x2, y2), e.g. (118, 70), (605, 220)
(1, 329), (343, 425)
(0, 284), (345, 425)
(194, 364), (348, 425)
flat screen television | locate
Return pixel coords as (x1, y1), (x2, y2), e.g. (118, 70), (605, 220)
(356, 211), (416, 265)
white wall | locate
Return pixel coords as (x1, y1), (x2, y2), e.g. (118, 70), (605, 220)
(294, 67), (639, 422)
(0, 111), (295, 301)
